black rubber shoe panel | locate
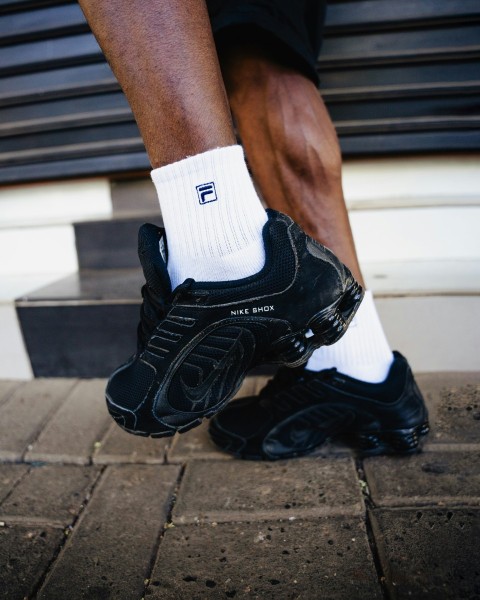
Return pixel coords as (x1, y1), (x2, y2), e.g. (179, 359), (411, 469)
(106, 210), (363, 437)
(209, 351), (429, 459)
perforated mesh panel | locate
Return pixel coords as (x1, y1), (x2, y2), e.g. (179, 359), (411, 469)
(108, 359), (156, 412)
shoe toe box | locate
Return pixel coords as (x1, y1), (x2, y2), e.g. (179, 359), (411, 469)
(209, 396), (274, 459)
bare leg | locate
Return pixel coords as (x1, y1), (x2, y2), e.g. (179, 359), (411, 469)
(220, 41), (364, 286)
(79, 1), (269, 290)
(78, 0), (236, 167)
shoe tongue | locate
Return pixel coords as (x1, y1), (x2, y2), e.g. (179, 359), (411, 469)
(137, 223), (172, 298)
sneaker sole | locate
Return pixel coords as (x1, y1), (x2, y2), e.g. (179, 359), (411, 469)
(209, 413), (430, 461)
(345, 421), (431, 457)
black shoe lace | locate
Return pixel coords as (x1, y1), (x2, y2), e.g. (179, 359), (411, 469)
(260, 366), (337, 414)
(136, 278), (194, 350)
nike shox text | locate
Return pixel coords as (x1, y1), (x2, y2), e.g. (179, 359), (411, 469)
(105, 209), (364, 438)
(230, 305), (274, 316)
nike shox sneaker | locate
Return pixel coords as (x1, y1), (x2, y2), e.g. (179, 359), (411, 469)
(209, 351), (429, 459)
(106, 209), (363, 438)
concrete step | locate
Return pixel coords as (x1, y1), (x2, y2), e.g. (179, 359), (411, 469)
(13, 260), (480, 377)
(74, 214), (159, 270)
(16, 269), (142, 378)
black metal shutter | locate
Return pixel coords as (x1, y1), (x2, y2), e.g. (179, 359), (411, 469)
(0, 0), (479, 184)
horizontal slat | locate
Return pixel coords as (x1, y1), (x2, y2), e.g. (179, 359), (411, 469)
(0, 0), (65, 13)
(325, 0), (480, 31)
(0, 137), (144, 166)
(0, 3), (86, 45)
(340, 130), (480, 154)
(0, 108), (134, 137)
(0, 32), (101, 76)
(0, 91), (128, 124)
(319, 59), (480, 92)
(323, 81), (480, 102)
(327, 96), (480, 121)
(0, 92), (131, 136)
(0, 122), (141, 157)
(320, 47), (480, 69)
(0, 63), (119, 107)
(0, 152), (150, 183)
(335, 116), (480, 136)
(320, 24), (480, 67)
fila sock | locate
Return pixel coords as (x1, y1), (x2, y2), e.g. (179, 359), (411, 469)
(151, 145), (268, 289)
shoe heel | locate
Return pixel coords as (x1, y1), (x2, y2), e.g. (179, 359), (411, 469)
(354, 422), (430, 456)
(266, 280), (363, 367)
(309, 280), (364, 347)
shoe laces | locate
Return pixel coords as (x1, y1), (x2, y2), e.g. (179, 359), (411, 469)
(260, 366), (337, 413)
(137, 278), (194, 350)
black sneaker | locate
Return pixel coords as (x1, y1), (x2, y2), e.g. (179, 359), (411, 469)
(209, 351), (429, 459)
(106, 210), (363, 437)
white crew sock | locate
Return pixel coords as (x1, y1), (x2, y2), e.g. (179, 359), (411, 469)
(306, 290), (394, 383)
(151, 145), (268, 289)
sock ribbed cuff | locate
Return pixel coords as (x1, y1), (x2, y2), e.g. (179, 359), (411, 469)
(151, 145), (267, 288)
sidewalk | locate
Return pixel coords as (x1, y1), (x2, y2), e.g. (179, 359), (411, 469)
(0, 372), (479, 599)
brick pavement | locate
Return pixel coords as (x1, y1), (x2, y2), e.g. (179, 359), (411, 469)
(0, 373), (479, 599)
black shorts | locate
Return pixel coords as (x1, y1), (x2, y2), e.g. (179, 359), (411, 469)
(206, 0), (327, 85)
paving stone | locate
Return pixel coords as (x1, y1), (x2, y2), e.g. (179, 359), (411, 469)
(417, 372), (480, 448)
(0, 465), (101, 527)
(370, 508), (480, 599)
(174, 457), (363, 524)
(308, 439), (354, 457)
(0, 525), (64, 600)
(38, 464), (180, 600)
(93, 421), (170, 465)
(148, 517), (382, 599)
(364, 451), (480, 507)
(167, 377), (260, 464)
(0, 380), (23, 408)
(167, 421), (234, 463)
(0, 379), (75, 461)
(0, 464), (29, 504)
(25, 379), (111, 465)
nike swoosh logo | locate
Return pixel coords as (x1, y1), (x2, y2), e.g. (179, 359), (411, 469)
(288, 406), (357, 445)
(179, 332), (246, 410)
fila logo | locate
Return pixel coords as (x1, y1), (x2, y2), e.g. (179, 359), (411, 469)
(196, 182), (218, 205)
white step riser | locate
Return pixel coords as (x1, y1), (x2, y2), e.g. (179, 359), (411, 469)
(351, 206), (480, 263)
(343, 156), (480, 209)
(377, 296), (480, 373)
